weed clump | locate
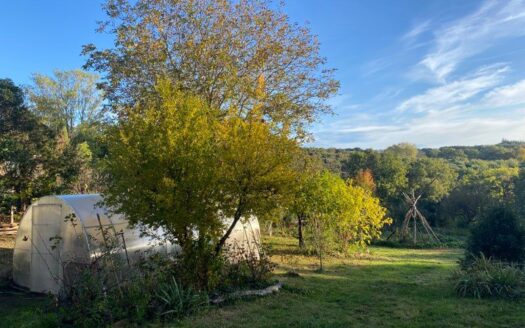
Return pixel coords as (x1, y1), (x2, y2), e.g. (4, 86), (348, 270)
(452, 254), (525, 299)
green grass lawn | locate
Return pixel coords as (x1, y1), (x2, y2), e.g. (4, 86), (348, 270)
(2, 236), (525, 327)
(176, 236), (525, 328)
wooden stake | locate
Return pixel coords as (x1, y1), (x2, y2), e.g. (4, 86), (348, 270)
(400, 189), (440, 245)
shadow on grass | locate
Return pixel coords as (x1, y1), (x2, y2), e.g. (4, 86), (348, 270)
(0, 247), (13, 280)
(384, 250), (462, 263)
(270, 247), (308, 257)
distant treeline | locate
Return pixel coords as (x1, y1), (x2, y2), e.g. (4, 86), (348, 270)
(308, 140), (525, 173)
(306, 141), (525, 230)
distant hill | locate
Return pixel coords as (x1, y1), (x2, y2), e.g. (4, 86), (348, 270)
(306, 140), (525, 177)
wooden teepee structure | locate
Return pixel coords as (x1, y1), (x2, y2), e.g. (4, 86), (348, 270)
(401, 190), (440, 244)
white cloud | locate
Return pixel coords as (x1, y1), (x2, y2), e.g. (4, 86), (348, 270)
(311, 109), (525, 149)
(483, 79), (525, 107)
(416, 0), (525, 83)
(337, 125), (400, 133)
(397, 64), (508, 113)
(311, 64), (525, 149)
(402, 20), (431, 44)
(311, 0), (525, 149)
(382, 115), (525, 148)
(362, 57), (394, 77)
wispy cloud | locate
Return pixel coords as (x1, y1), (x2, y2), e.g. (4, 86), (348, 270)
(402, 20), (431, 44)
(397, 64), (508, 113)
(312, 108), (525, 149)
(337, 125), (400, 134)
(483, 79), (525, 107)
(311, 0), (525, 149)
(361, 57), (395, 77)
(416, 0), (525, 83)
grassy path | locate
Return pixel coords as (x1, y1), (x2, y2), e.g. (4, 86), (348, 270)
(177, 236), (525, 328)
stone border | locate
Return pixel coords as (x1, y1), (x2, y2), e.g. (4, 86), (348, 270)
(211, 282), (283, 304)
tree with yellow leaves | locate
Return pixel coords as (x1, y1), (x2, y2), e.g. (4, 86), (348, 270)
(297, 171), (390, 270)
(83, 0), (339, 139)
(103, 81), (223, 251)
(103, 78), (299, 257)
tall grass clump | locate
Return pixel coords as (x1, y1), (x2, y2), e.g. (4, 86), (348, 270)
(156, 276), (208, 320)
(452, 254), (524, 299)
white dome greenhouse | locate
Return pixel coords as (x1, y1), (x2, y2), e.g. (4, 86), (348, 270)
(12, 194), (261, 294)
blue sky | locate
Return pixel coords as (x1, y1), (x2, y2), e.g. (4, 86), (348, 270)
(2, 1), (525, 149)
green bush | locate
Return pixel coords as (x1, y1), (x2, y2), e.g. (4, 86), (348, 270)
(452, 254), (525, 299)
(172, 238), (227, 292)
(54, 240), (277, 326)
(466, 207), (525, 263)
(47, 222), (276, 326)
(59, 259), (156, 327)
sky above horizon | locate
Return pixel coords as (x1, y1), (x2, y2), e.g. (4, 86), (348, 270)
(2, 0), (525, 149)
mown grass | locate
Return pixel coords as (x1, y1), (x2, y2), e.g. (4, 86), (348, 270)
(175, 236), (525, 328)
(2, 235), (525, 327)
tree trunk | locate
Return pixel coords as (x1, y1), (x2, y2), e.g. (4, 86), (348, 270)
(267, 221), (273, 236)
(215, 199), (244, 255)
(297, 214), (305, 249)
(319, 248), (323, 272)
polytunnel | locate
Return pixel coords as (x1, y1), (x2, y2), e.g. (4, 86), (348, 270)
(12, 194), (261, 294)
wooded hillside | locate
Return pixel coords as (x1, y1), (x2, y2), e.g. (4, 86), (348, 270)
(307, 141), (525, 229)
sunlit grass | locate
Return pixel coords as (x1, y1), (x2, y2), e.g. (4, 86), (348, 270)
(175, 236), (525, 328)
(2, 235), (524, 327)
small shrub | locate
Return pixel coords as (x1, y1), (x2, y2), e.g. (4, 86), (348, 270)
(452, 254), (525, 299)
(51, 225), (276, 326)
(241, 242), (276, 285)
(220, 241), (276, 291)
(56, 226), (174, 326)
(465, 207), (525, 264)
(168, 238), (231, 292)
(59, 257), (155, 327)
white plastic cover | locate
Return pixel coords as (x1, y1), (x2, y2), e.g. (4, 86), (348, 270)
(12, 194), (261, 294)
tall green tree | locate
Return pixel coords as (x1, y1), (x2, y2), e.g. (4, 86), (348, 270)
(213, 109), (300, 253)
(26, 69), (104, 137)
(302, 171), (343, 271)
(384, 143), (418, 162)
(374, 152), (409, 202)
(289, 154), (324, 248)
(407, 157), (457, 202)
(439, 183), (491, 227)
(297, 171), (389, 269)
(0, 79), (59, 214)
(26, 69), (107, 193)
(337, 181), (391, 250)
(343, 150), (408, 203)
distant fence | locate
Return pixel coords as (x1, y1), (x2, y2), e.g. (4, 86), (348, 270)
(0, 209), (19, 237)
(0, 223), (18, 236)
